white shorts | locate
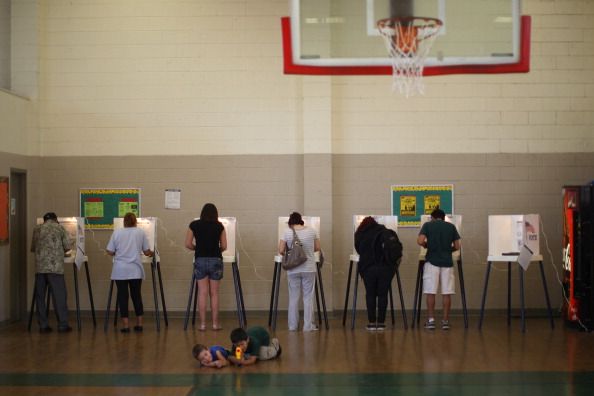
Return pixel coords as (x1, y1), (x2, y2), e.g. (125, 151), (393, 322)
(423, 262), (456, 295)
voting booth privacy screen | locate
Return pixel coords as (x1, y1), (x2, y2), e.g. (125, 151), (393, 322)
(113, 217), (156, 264)
(419, 214), (462, 234)
(419, 214), (462, 258)
(488, 214), (540, 257)
(278, 216), (320, 240)
(219, 217), (236, 261)
(352, 215), (398, 255)
(191, 217), (236, 262)
(36, 217), (86, 268)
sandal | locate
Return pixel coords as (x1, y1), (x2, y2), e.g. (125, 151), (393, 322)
(212, 324), (223, 331)
(198, 324), (206, 331)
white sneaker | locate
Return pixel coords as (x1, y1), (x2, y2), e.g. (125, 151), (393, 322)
(424, 319), (436, 330)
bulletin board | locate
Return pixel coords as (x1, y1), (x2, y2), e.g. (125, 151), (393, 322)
(80, 188), (141, 229)
(0, 177), (8, 243)
(391, 184), (454, 227)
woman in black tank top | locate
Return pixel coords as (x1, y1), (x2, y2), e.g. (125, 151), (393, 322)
(185, 203), (227, 331)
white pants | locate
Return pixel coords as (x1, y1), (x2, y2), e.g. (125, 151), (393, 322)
(287, 272), (317, 331)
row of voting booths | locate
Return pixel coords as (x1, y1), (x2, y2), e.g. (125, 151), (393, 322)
(29, 213), (553, 333)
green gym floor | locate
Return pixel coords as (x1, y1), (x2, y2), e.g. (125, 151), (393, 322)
(1, 314), (593, 395)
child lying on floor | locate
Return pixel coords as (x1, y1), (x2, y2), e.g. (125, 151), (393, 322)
(192, 344), (229, 368)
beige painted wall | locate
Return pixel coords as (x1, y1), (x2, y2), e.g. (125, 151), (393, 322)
(37, 0), (594, 156)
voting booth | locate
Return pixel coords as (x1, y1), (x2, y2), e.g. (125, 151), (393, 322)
(183, 217), (247, 330)
(411, 214), (468, 329)
(268, 216), (329, 331)
(341, 215), (407, 330)
(104, 217), (169, 331)
(28, 217), (96, 331)
(478, 214), (554, 332)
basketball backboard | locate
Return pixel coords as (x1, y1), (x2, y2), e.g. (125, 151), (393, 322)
(284, 0), (528, 75)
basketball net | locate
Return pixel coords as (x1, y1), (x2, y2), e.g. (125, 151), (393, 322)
(377, 17), (442, 97)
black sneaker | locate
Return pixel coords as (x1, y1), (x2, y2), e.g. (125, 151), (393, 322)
(424, 320), (436, 330)
(58, 326), (72, 333)
(376, 323), (386, 331)
(366, 323), (377, 331)
(39, 326), (52, 334)
(133, 325), (143, 333)
(441, 320), (450, 330)
(120, 327), (130, 333)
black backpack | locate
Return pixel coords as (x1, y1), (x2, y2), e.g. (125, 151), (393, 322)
(372, 227), (403, 267)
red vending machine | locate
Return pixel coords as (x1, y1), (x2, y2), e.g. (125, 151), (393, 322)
(562, 185), (594, 331)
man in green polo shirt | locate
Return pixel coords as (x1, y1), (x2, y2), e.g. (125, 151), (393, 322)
(417, 208), (461, 330)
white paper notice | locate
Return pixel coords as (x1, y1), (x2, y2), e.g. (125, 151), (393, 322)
(165, 189), (181, 209)
(518, 244), (534, 271)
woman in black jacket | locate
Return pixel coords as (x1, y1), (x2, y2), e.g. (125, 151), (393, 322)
(354, 216), (398, 331)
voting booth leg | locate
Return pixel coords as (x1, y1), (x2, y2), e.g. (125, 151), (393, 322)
(350, 263), (360, 330)
(388, 286), (395, 325)
(234, 262), (247, 327)
(272, 261), (282, 331)
(519, 266), (526, 332)
(183, 274), (196, 330)
(395, 268), (408, 329)
(237, 268), (247, 327)
(457, 259), (469, 329)
(539, 261), (555, 329)
(113, 300), (119, 327)
(268, 261), (280, 327)
(412, 261), (424, 328)
(28, 277), (56, 331)
(27, 284), (36, 331)
(232, 261), (246, 329)
(342, 260), (355, 327)
(315, 282), (322, 326)
(72, 264), (82, 331)
(478, 261), (493, 330)
(157, 262), (169, 327)
(191, 278), (198, 326)
(104, 280), (115, 332)
(84, 261), (97, 327)
(316, 262), (329, 330)
(150, 261), (161, 331)
(507, 262), (512, 326)
(27, 280), (49, 331)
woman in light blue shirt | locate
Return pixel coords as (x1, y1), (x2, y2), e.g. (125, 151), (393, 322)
(106, 213), (153, 333)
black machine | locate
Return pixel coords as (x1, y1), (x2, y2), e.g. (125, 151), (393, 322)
(562, 185), (594, 331)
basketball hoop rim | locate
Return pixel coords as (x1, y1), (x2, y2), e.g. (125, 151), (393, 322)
(377, 16), (443, 33)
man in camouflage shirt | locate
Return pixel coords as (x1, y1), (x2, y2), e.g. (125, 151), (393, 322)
(31, 212), (72, 333)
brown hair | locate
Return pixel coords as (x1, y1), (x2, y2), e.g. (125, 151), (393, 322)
(288, 212), (304, 226)
(200, 203), (219, 222)
(123, 212), (137, 227)
(356, 216), (378, 234)
(192, 344), (207, 361)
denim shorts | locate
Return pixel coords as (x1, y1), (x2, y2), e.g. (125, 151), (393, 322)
(194, 257), (223, 281)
